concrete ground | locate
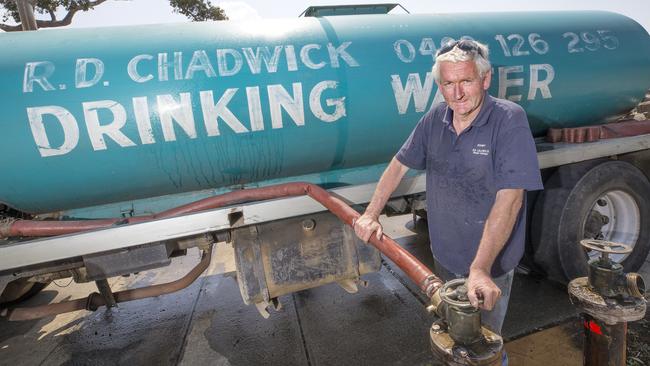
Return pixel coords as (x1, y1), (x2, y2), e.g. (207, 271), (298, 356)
(0, 214), (648, 365)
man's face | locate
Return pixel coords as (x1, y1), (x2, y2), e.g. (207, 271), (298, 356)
(437, 60), (491, 119)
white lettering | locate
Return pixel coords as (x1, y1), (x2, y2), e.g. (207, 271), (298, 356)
(246, 86), (264, 131)
(216, 49), (243, 76)
(83, 100), (136, 151)
(174, 52), (183, 80)
(394, 40), (416, 63)
(75, 58), (104, 88)
(243, 46), (283, 74)
(310, 80), (346, 122)
(419, 38), (436, 60)
(528, 64), (554, 100)
(327, 42), (359, 68)
(300, 44), (326, 70)
(158, 53), (169, 81)
(185, 50), (217, 79)
(23, 61), (55, 92)
(27, 106), (79, 157)
(498, 65), (524, 102)
(285, 45), (298, 71)
(128, 55), (153, 83)
(391, 72), (435, 114)
(200, 89), (249, 136)
(132, 97), (156, 144)
(157, 93), (197, 141)
(268, 83), (304, 128)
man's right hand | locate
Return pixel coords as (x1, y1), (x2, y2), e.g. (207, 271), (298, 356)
(351, 157), (409, 244)
(353, 213), (383, 243)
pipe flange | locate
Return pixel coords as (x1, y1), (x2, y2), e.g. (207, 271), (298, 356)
(423, 274), (443, 298)
(430, 321), (503, 366)
(568, 277), (646, 323)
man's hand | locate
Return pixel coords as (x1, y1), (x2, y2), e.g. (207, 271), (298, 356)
(353, 213), (383, 243)
(466, 268), (501, 310)
(351, 158), (408, 243)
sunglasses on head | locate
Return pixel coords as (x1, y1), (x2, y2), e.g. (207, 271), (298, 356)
(437, 39), (485, 58)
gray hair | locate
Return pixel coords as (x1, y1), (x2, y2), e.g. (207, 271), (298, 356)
(431, 40), (491, 83)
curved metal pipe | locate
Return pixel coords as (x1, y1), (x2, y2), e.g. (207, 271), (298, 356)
(1, 183), (315, 237)
(2, 182), (443, 304)
(3, 248), (211, 321)
(303, 184), (443, 296)
(626, 273), (646, 298)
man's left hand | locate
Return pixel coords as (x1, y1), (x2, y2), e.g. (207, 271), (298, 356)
(467, 268), (501, 310)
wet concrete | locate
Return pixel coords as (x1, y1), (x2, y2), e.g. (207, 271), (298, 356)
(0, 254), (204, 366)
(180, 274), (308, 366)
(505, 320), (583, 365)
(0, 214), (647, 365)
(291, 270), (435, 366)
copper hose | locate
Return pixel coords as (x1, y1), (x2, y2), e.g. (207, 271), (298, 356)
(1, 182), (442, 320)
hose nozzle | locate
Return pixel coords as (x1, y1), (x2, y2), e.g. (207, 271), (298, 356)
(626, 273), (645, 299)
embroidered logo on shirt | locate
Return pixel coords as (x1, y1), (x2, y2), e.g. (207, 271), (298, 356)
(472, 143), (490, 156)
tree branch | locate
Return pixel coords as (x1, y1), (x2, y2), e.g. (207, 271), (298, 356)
(33, 0), (108, 29)
(0, 23), (22, 32)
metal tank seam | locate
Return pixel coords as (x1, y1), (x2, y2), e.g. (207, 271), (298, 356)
(316, 16), (350, 171)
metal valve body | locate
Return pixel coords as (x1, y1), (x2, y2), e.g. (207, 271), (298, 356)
(568, 240), (646, 323)
(568, 239), (647, 366)
(429, 279), (503, 366)
(585, 240), (645, 299)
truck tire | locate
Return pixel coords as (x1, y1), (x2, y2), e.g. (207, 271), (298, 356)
(531, 160), (650, 283)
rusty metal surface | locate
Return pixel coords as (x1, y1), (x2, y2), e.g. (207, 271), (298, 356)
(568, 277), (646, 324)
(546, 119), (650, 143)
(4, 248), (212, 321)
(582, 314), (627, 366)
(83, 242), (173, 281)
(1, 182), (327, 237)
(233, 212), (380, 305)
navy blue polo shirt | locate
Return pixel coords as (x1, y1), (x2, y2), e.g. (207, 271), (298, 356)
(396, 95), (543, 276)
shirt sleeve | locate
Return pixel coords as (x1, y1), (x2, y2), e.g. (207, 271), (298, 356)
(494, 109), (544, 191)
(395, 111), (431, 170)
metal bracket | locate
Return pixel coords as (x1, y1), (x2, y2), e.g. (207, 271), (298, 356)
(337, 279), (359, 294)
(95, 279), (117, 308)
(0, 275), (12, 298)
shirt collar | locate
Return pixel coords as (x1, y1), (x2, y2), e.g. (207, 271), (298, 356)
(441, 94), (496, 130)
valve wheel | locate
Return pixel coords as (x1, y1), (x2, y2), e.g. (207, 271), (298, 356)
(440, 278), (475, 310)
(579, 239), (632, 255)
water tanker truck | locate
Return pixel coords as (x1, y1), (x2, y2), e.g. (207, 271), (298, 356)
(1, 5), (650, 321)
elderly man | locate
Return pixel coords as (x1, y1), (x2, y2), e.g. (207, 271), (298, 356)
(354, 39), (543, 337)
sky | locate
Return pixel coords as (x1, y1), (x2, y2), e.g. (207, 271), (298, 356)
(35, 0), (649, 33)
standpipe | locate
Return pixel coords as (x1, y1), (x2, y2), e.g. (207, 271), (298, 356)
(1, 182), (503, 364)
(568, 239), (646, 366)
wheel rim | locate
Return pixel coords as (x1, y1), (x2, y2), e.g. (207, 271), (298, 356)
(585, 190), (640, 263)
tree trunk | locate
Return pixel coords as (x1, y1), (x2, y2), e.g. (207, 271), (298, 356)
(15, 0), (37, 31)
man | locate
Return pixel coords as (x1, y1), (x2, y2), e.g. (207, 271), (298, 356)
(354, 39), (543, 336)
